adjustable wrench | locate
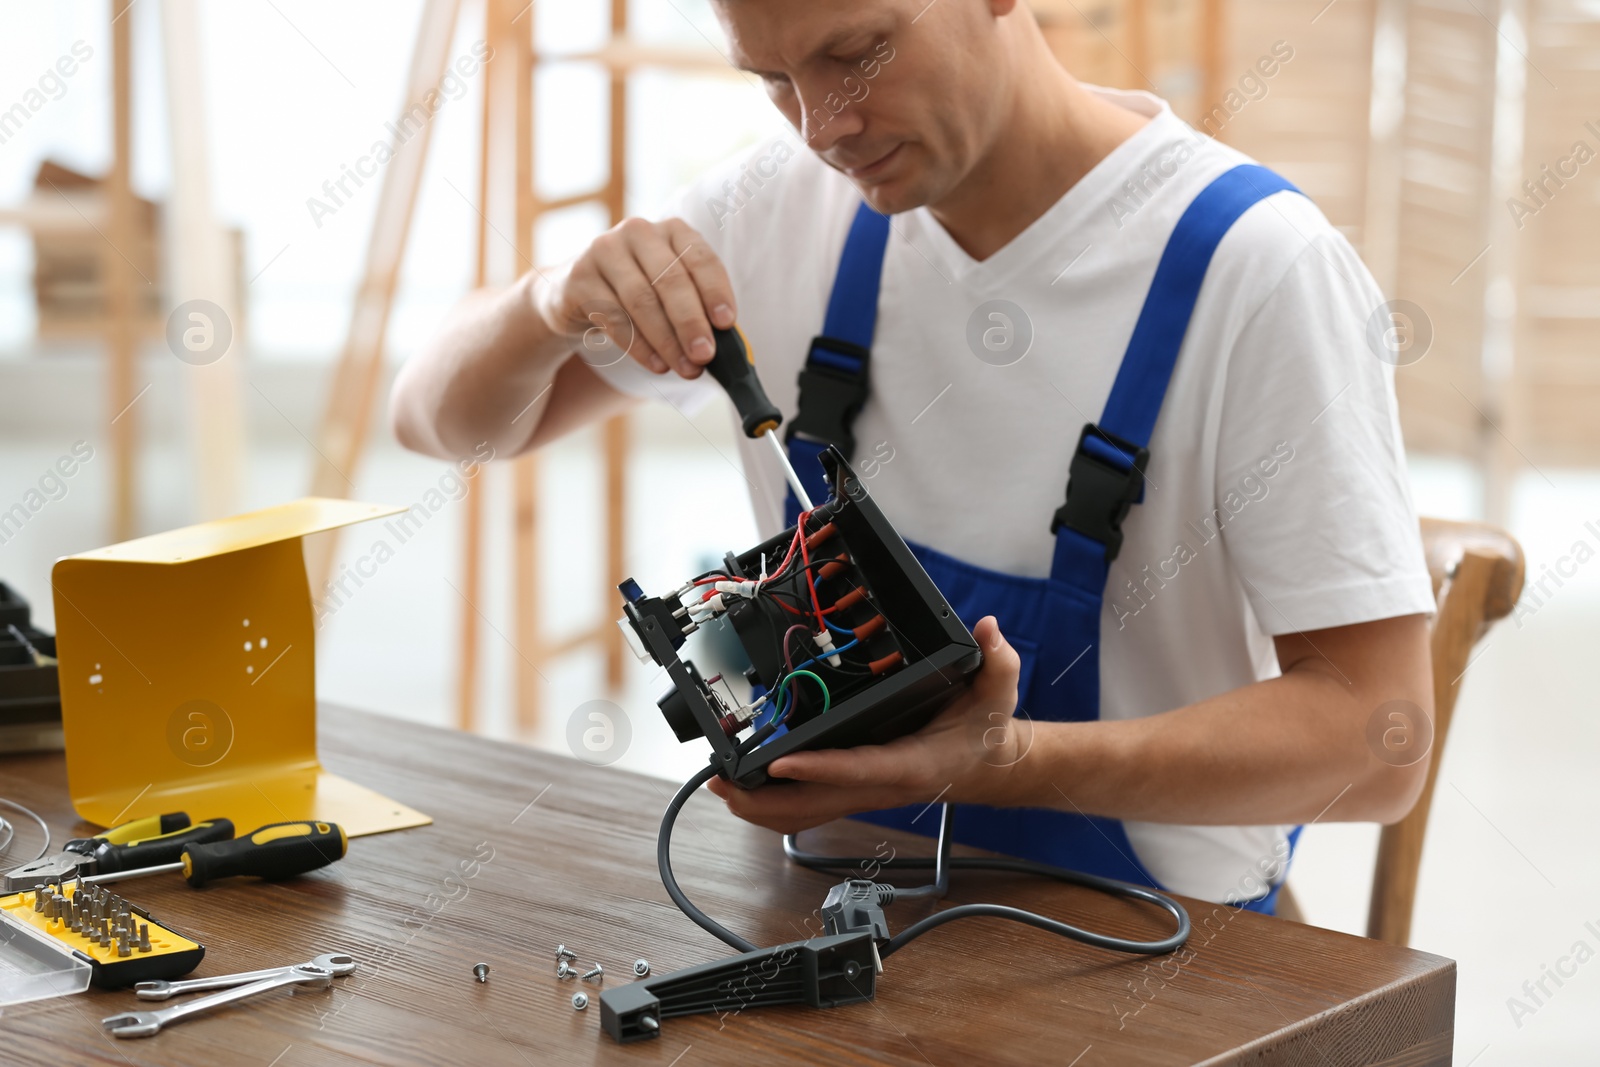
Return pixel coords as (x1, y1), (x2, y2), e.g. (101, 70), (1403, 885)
(102, 964), (334, 1038)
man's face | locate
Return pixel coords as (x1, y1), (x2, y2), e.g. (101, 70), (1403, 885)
(716, 0), (1009, 215)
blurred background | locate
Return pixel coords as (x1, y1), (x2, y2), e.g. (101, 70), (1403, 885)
(0, 0), (1595, 1059)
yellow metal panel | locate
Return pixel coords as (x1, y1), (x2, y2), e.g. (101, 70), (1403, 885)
(72, 497), (404, 564)
(51, 498), (430, 839)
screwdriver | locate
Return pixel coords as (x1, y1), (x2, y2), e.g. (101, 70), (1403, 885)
(81, 821), (347, 888)
(705, 325), (814, 510)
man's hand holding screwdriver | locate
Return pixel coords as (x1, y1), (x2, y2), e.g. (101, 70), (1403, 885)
(391, 216), (734, 461)
(534, 216), (738, 378)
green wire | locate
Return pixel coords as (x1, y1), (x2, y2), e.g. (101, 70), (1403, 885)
(772, 669), (830, 721)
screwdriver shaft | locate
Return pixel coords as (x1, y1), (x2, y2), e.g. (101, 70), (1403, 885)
(763, 428), (812, 512)
(82, 861), (183, 886)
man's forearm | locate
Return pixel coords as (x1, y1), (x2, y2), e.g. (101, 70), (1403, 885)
(391, 274), (575, 460)
(997, 668), (1427, 826)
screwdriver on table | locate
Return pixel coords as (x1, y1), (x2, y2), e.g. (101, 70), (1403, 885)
(80, 821), (347, 889)
(705, 325), (815, 511)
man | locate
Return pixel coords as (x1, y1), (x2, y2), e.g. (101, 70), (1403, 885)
(391, 0), (1436, 913)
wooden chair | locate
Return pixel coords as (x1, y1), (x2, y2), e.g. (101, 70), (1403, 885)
(1275, 517), (1525, 945)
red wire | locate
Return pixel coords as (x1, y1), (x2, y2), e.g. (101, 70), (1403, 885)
(796, 511), (826, 629)
(771, 574), (862, 617)
(763, 517), (807, 586)
(689, 518), (806, 603)
(771, 597), (847, 617)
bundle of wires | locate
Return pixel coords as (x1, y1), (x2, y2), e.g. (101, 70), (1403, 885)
(685, 507), (887, 738)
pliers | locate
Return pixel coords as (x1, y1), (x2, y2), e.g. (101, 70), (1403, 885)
(1, 813), (234, 892)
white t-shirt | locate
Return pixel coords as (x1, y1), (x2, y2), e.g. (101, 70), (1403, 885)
(594, 86), (1436, 903)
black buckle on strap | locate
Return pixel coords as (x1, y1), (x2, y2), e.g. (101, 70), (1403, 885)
(1050, 424), (1150, 562)
(786, 335), (872, 460)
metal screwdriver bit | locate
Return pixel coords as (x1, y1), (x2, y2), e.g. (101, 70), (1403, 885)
(138, 924), (151, 953)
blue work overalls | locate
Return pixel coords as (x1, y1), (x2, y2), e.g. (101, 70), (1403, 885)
(780, 165), (1303, 914)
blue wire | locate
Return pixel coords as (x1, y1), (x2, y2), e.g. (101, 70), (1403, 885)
(789, 637), (860, 675)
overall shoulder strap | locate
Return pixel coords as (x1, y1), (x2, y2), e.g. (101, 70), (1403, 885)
(784, 202), (891, 520)
(1051, 164), (1302, 581)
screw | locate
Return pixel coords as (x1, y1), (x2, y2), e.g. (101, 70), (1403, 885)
(555, 944), (577, 961)
(633, 959), (650, 977)
(571, 992), (588, 1011)
(581, 964), (603, 983)
(556, 960), (577, 980)
(473, 963), (490, 983)
(639, 1015), (659, 1031)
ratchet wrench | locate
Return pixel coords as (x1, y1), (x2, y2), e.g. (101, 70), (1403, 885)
(133, 952), (357, 1000)
(103, 964), (335, 1038)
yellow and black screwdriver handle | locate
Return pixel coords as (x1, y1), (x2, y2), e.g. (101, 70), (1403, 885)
(705, 326), (782, 439)
(180, 821), (347, 887)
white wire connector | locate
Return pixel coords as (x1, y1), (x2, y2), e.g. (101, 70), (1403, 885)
(694, 593), (727, 615)
(686, 581), (759, 620)
(814, 629), (840, 668)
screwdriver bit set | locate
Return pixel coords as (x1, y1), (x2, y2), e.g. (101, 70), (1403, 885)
(0, 880), (205, 1003)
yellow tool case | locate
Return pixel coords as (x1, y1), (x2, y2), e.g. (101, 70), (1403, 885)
(0, 883), (203, 1005)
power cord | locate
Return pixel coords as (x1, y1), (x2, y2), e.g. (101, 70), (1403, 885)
(659, 763), (1190, 960)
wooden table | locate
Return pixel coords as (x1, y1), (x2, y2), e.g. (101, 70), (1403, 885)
(0, 705), (1454, 1065)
